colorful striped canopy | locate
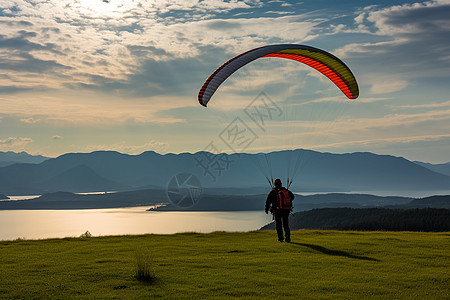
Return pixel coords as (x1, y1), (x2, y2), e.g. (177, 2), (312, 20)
(198, 44), (359, 106)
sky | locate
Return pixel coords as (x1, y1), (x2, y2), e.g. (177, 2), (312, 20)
(0, 0), (449, 163)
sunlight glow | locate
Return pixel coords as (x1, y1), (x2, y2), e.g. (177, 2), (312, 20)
(76, 0), (136, 17)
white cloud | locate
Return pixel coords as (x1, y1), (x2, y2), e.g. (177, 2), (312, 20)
(264, 11), (293, 15)
(311, 133), (450, 150)
(334, 0), (450, 85)
(0, 91), (190, 125)
(300, 95), (390, 105)
(391, 100), (450, 109)
(354, 12), (365, 24)
(0, 1), (320, 96)
(370, 79), (408, 94)
(366, 0), (450, 35)
(333, 39), (409, 59)
(0, 137), (33, 149)
(335, 109), (450, 132)
(258, 108), (450, 150)
(20, 117), (40, 124)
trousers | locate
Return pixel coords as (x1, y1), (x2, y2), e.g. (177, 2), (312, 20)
(274, 210), (290, 242)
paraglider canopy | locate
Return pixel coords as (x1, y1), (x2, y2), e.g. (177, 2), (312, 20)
(197, 44), (359, 189)
(198, 44), (359, 107)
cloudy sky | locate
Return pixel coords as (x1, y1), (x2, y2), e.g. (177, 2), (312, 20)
(0, 0), (449, 163)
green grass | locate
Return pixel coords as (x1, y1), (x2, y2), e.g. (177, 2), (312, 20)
(0, 230), (448, 299)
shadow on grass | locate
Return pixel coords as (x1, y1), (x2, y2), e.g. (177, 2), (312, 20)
(290, 242), (380, 262)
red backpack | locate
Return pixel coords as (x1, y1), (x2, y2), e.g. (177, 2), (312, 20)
(277, 189), (292, 210)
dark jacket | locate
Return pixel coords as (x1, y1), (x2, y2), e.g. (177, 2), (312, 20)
(265, 187), (295, 213)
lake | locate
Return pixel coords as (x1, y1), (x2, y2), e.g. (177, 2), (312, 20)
(0, 207), (272, 241)
(2, 189), (449, 241)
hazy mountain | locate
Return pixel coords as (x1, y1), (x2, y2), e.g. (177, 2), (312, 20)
(404, 195), (450, 209)
(39, 164), (131, 193)
(413, 161), (450, 177)
(0, 161), (130, 195)
(0, 151), (49, 167)
(0, 150), (450, 195)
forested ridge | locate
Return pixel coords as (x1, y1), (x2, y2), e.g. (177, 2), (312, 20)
(261, 208), (450, 232)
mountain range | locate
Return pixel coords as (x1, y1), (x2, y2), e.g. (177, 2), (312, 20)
(0, 150), (449, 195)
(0, 151), (49, 167)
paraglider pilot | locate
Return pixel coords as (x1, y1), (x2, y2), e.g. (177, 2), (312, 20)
(265, 178), (295, 242)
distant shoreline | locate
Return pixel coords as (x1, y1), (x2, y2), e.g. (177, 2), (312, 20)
(0, 190), (447, 211)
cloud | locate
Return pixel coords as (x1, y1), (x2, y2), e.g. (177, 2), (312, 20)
(206, 20), (242, 30)
(334, 109), (450, 133)
(243, 133), (450, 157)
(0, 137), (33, 148)
(0, 20), (33, 27)
(20, 117), (40, 124)
(366, 1), (450, 35)
(0, 91), (190, 125)
(0, 85), (34, 94)
(299, 96), (390, 105)
(264, 11), (293, 15)
(0, 0), (317, 82)
(0, 0), (321, 101)
(0, 31), (69, 76)
(333, 1), (450, 97)
(0, 0), (448, 162)
(0, 52), (70, 73)
(259, 108), (450, 151)
(391, 100), (450, 109)
(310, 134), (450, 157)
(369, 79), (408, 94)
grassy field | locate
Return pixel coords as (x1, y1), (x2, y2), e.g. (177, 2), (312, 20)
(0, 230), (448, 299)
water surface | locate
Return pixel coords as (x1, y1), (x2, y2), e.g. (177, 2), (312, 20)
(0, 207), (272, 241)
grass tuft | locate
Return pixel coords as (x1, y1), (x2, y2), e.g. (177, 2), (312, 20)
(134, 249), (156, 283)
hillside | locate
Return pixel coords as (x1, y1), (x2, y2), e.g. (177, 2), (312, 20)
(1, 149), (450, 195)
(39, 164), (130, 192)
(260, 207), (450, 232)
(407, 195), (450, 208)
(0, 231), (448, 299)
(414, 161), (450, 176)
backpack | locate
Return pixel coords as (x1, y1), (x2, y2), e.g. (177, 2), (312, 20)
(277, 189), (292, 210)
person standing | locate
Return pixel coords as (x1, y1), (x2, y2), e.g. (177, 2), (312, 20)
(265, 178), (295, 242)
